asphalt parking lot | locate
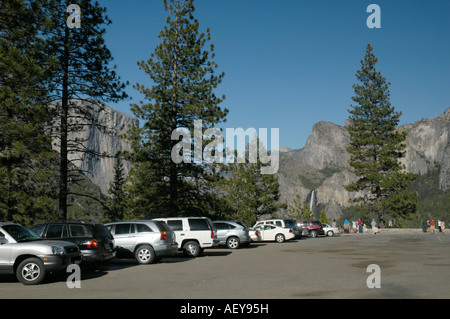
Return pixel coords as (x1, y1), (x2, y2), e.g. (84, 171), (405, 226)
(1, 229), (449, 299)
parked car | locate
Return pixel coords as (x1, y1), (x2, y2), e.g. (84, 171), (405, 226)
(30, 220), (115, 264)
(298, 220), (325, 238)
(0, 221), (82, 285)
(104, 220), (178, 264)
(252, 224), (295, 243)
(248, 228), (261, 242)
(213, 221), (251, 249)
(153, 217), (218, 257)
(322, 223), (342, 237)
(253, 219), (301, 238)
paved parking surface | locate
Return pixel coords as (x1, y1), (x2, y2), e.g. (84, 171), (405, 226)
(1, 230), (449, 299)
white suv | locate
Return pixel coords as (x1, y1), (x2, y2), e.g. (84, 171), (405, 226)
(153, 217), (218, 257)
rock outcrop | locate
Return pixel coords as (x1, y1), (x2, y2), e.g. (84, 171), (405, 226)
(277, 107), (450, 220)
(52, 100), (138, 195)
(61, 100), (449, 222)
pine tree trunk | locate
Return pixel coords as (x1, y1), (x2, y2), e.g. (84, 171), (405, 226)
(58, 26), (70, 220)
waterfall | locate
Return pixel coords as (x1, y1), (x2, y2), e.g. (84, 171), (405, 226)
(309, 189), (315, 213)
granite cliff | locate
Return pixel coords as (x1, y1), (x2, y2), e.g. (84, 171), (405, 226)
(62, 101), (448, 222)
(277, 108), (450, 221)
(52, 100), (138, 195)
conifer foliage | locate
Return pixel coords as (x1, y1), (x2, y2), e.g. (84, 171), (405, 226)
(345, 44), (417, 226)
(127, 0), (228, 218)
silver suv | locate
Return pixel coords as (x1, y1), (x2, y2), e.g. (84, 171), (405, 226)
(0, 222), (82, 285)
(105, 220), (178, 264)
(213, 220), (251, 249)
(153, 217), (218, 257)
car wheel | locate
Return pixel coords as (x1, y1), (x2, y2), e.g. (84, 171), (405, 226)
(16, 257), (46, 285)
(327, 230), (335, 237)
(310, 230), (318, 238)
(183, 241), (200, 257)
(135, 245), (156, 264)
(275, 233), (285, 243)
(226, 237), (240, 249)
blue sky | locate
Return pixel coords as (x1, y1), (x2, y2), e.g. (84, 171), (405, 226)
(97, 0), (450, 149)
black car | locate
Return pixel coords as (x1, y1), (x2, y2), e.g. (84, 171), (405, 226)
(30, 220), (115, 264)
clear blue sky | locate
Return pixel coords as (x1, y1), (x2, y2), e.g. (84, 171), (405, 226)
(97, 0), (450, 149)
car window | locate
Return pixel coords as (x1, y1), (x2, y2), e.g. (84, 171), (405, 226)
(1, 225), (40, 242)
(154, 221), (172, 232)
(285, 220), (296, 227)
(92, 224), (113, 238)
(30, 225), (45, 237)
(46, 224), (67, 238)
(275, 221), (282, 227)
(167, 220), (183, 231)
(214, 223), (230, 230)
(136, 224), (153, 233)
(115, 223), (133, 235)
(70, 225), (87, 237)
(235, 221), (247, 228)
(188, 219), (210, 231)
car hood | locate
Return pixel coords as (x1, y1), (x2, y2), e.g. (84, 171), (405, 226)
(32, 239), (79, 248)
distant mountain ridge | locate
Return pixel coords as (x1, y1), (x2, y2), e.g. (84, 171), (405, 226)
(63, 100), (449, 222)
(276, 107), (450, 221)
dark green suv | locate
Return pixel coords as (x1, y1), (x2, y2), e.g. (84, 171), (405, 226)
(30, 220), (115, 264)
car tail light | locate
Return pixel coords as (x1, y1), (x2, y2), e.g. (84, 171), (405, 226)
(289, 229), (293, 233)
(211, 230), (214, 239)
(160, 231), (167, 241)
(87, 240), (98, 248)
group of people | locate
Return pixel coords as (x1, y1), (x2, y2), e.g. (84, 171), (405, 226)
(422, 219), (446, 233)
(343, 218), (379, 234)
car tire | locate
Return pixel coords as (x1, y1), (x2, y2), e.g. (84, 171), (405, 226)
(135, 245), (156, 264)
(183, 241), (200, 257)
(226, 236), (240, 249)
(16, 257), (46, 285)
(327, 230), (335, 237)
(275, 234), (285, 243)
(310, 230), (318, 238)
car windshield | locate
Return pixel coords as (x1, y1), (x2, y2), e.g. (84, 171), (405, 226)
(2, 225), (41, 242)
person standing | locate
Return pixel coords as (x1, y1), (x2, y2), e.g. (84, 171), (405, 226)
(422, 220), (428, 233)
(371, 219), (378, 234)
(344, 219), (350, 233)
(358, 218), (363, 233)
(430, 220), (436, 234)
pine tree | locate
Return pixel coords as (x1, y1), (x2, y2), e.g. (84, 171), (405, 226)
(319, 209), (329, 224)
(345, 44), (417, 226)
(0, 0), (58, 225)
(127, 0), (228, 218)
(105, 154), (126, 222)
(287, 194), (315, 221)
(218, 142), (285, 227)
(43, 0), (128, 219)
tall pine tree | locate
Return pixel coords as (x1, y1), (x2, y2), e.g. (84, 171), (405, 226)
(0, 0), (57, 225)
(345, 44), (417, 226)
(43, 0), (128, 219)
(127, 0), (228, 218)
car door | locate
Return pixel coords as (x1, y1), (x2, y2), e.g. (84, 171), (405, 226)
(262, 225), (277, 241)
(0, 231), (11, 271)
(166, 219), (184, 248)
(111, 223), (136, 252)
(214, 222), (229, 244)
